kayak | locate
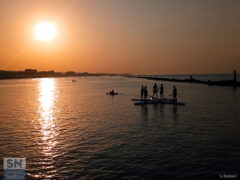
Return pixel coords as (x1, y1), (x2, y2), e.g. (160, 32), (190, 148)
(106, 92), (119, 96)
(133, 97), (185, 106)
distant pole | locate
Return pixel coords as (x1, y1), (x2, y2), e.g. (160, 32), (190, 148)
(190, 75), (193, 81)
(233, 70), (237, 82)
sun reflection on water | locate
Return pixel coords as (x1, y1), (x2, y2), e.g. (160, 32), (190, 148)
(38, 78), (58, 157)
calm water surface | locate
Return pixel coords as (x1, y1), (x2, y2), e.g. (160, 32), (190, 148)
(0, 76), (240, 179)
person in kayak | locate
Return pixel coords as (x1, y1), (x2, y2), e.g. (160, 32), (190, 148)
(172, 85), (177, 103)
(110, 89), (115, 95)
(109, 89), (118, 95)
(152, 83), (158, 97)
(141, 85), (144, 99)
(144, 86), (148, 99)
(159, 84), (164, 99)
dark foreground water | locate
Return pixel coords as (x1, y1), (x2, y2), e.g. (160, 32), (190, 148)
(0, 76), (240, 179)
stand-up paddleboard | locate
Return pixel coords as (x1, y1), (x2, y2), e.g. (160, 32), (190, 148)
(134, 100), (185, 106)
(131, 97), (167, 101)
(132, 97), (185, 106)
(131, 98), (151, 101)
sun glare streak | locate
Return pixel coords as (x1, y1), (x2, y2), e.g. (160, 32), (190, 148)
(38, 78), (58, 157)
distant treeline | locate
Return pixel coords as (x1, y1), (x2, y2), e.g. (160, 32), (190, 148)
(0, 69), (123, 79)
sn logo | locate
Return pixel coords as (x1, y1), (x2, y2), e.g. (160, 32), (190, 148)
(4, 158), (26, 180)
(4, 158), (26, 169)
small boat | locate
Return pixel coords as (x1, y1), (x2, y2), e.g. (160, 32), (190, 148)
(106, 92), (119, 96)
(106, 90), (119, 96)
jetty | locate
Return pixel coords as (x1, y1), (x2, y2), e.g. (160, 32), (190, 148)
(125, 70), (239, 87)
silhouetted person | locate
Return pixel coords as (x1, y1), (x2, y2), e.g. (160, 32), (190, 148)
(144, 86), (148, 99)
(109, 89), (116, 95)
(152, 83), (158, 97)
(172, 85), (177, 103)
(160, 84), (164, 99)
(141, 85), (144, 98)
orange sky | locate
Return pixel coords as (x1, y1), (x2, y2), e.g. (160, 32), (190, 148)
(0, 0), (240, 74)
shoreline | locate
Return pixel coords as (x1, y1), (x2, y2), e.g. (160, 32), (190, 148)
(0, 74), (120, 81)
(0, 70), (239, 87)
(0, 70), (121, 81)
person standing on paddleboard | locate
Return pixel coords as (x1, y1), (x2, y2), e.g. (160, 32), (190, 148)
(144, 86), (148, 99)
(141, 85), (144, 99)
(153, 83), (158, 97)
(172, 85), (177, 103)
(160, 84), (164, 99)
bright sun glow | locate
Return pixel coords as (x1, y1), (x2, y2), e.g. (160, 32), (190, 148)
(35, 22), (57, 41)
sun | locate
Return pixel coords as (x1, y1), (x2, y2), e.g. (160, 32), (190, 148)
(35, 22), (57, 41)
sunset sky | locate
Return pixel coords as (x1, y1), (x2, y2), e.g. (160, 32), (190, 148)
(0, 0), (239, 74)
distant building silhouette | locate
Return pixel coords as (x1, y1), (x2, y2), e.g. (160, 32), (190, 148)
(24, 69), (38, 75)
(66, 71), (76, 76)
(38, 70), (55, 75)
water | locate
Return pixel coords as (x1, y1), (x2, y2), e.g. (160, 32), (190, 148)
(0, 76), (240, 179)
